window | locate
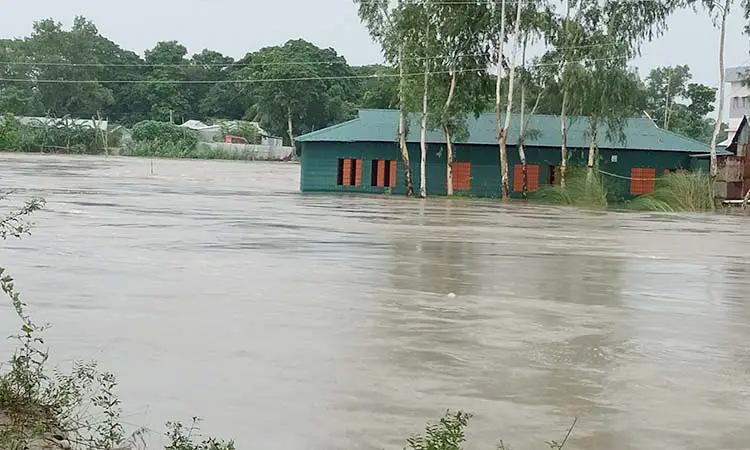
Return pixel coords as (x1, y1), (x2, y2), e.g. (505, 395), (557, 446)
(451, 161), (471, 191)
(337, 158), (362, 186)
(548, 165), (562, 185)
(513, 164), (540, 192)
(371, 160), (397, 187)
(630, 167), (656, 195)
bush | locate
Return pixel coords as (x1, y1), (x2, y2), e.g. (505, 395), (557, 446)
(131, 121), (198, 148)
(217, 121), (261, 144)
(0, 113), (21, 150)
(627, 172), (714, 212)
(533, 166), (608, 209)
(0, 116), (109, 154)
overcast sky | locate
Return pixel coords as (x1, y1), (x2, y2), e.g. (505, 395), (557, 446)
(0, 0), (748, 102)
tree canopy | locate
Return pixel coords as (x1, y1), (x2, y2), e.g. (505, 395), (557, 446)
(0, 14), (727, 146)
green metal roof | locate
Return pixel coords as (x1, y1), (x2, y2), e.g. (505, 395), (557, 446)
(296, 109), (711, 153)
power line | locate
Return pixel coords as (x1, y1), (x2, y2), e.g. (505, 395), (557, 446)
(0, 55), (629, 85)
(0, 43), (620, 68)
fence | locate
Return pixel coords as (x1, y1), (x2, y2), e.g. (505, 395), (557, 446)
(202, 142), (295, 161)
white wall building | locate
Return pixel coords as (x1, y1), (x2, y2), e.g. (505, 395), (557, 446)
(720, 66), (750, 147)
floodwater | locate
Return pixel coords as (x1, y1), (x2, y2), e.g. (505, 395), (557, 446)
(0, 153), (749, 450)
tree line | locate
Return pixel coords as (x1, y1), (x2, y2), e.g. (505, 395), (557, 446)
(0, 9), (731, 175)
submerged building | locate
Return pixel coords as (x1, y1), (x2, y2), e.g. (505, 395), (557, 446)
(295, 109), (715, 198)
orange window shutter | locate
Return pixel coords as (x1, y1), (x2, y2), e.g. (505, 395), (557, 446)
(389, 160), (397, 187)
(527, 164), (540, 192)
(354, 159), (363, 186)
(630, 168), (656, 195)
(376, 160), (385, 187)
(451, 162), (471, 191)
(342, 159), (352, 186)
(513, 164), (523, 192)
(643, 168), (656, 193)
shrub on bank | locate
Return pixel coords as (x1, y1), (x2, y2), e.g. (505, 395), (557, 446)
(533, 166), (609, 209)
(0, 114), (111, 154)
(627, 171), (714, 212)
(0, 113), (21, 150)
(131, 121), (198, 147)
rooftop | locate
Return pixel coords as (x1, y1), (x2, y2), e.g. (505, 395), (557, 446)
(296, 109), (711, 153)
(725, 66), (750, 83)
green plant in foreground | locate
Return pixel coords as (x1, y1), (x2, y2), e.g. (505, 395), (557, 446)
(165, 418), (235, 450)
(627, 172), (714, 212)
(406, 410), (472, 450)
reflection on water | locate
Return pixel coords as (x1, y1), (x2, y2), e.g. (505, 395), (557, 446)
(0, 153), (749, 450)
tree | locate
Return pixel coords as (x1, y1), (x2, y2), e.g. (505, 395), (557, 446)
(352, 64), (399, 109)
(0, 39), (43, 115)
(427, 0), (492, 195)
(644, 66), (722, 144)
(188, 49), (237, 120)
(543, 0), (678, 186)
(141, 41), (193, 123)
(645, 65), (691, 129)
(493, 0), (511, 198)
(354, 0), (416, 196)
(241, 39), (356, 149)
(24, 17), (116, 118)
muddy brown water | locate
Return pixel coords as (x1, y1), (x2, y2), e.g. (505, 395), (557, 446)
(0, 153), (749, 450)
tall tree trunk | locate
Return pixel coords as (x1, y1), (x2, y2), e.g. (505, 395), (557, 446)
(709, 0), (729, 184)
(287, 106), (295, 151)
(499, 0), (522, 199)
(495, 0), (508, 198)
(518, 35), (528, 198)
(663, 78), (671, 129)
(587, 118), (598, 183)
(398, 45), (414, 196)
(519, 81), (527, 198)
(419, 37), (430, 198)
(445, 127), (454, 195)
(444, 67), (457, 196)
(560, 89), (568, 188)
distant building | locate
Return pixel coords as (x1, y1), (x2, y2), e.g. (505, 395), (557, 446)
(13, 116), (108, 131)
(179, 119), (284, 146)
(720, 66), (750, 147)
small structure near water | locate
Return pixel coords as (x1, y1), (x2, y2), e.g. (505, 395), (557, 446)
(295, 109), (717, 198)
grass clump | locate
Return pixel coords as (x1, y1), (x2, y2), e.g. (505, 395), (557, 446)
(533, 167), (608, 209)
(627, 172), (714, 212)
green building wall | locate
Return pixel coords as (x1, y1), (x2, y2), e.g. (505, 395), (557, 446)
(299, 140), (696, 199)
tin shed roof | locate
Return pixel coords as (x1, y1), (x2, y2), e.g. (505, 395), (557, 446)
(296, 109), (711, 153)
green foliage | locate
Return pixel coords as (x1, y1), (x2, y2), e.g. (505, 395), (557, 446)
(0, 113), (21, 150)
(218, 120), (261, 144)
(644, 66), (720, 143)
(132, 120), (197, 145)
(627, 172), (715, 212)
(165, 418), (235, 450)
(241, 39), (357, 143)
(406, 410), (472, 450)
(129, 120), (198, 158)
(12, 119), (106, 154)
(533, 167), (608, 209)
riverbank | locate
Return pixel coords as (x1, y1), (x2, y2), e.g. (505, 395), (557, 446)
(1, 143), (296, 162)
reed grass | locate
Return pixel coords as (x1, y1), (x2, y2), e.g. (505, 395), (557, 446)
(627, 172), (714, 212)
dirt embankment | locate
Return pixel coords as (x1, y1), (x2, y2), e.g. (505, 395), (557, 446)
(0, 411), (71, 450)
